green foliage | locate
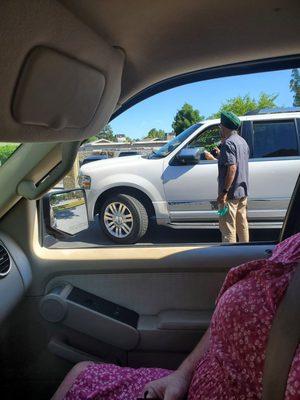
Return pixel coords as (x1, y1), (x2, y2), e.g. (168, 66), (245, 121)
(86, 125), (120, 143)
(209, 93), (278, 119)
(172, 103), (204, 136)
(290, 69), (300, 107)
(50, 190), (83, 206)
(96, 124), (117, 142)
(0, 144), (19, 166)
(189, 126), (220, 152)
(86, 135), (98, 143)
(200, 126), (221, 151)
(98, 124), (113, 138)
(146, 128), (166, 139)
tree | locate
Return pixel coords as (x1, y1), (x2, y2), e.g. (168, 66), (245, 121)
(96, 124), (117, 142)
(86, 135), (99, 143)
(86, 125), (117, 143)
(146, 128), (166, 140)
(172, 103), (204, 136)
(290, 68), (300, 107)
(209, 93), (278, 118)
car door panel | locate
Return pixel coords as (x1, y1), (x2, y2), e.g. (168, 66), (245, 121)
(163, 160), (218, 221)
(248, 158), (300, 221)
(36, 243), (273, 363)
(164, 155), (300, 226)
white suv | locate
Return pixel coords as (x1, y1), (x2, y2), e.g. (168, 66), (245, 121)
(79, 109), (300, 243)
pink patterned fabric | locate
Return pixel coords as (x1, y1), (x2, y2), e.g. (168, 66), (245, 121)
(65, 233), (300, 400)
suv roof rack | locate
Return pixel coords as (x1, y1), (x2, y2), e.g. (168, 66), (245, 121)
(245, 107), (300, 116)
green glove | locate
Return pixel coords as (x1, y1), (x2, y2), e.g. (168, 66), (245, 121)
(217, 204), (229, 216)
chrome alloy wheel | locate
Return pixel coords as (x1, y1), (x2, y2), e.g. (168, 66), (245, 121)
(103, 202), (134, 238)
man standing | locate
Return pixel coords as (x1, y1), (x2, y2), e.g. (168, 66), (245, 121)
(217, 111), (249, 243)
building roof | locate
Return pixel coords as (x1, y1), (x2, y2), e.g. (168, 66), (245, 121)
(91, 138), (113, 144)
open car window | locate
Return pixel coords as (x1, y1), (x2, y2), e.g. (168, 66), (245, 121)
(147, 123), (202, 158)
(41, 67), (300, 249)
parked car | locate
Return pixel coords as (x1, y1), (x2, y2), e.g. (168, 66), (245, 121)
(81, 154), (108, 166)
(79, 108), (300, 243)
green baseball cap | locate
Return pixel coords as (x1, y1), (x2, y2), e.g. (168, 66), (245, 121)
(220, 111), (241, 130)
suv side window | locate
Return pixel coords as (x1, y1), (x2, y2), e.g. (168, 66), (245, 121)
(187, 125), (220, 159)
(252, 120), (299, 158)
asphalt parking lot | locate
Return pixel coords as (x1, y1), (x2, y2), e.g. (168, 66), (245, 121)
(45, 217), (280, 248)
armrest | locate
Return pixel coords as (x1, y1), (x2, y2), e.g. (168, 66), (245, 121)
(158, 310), (212, 330)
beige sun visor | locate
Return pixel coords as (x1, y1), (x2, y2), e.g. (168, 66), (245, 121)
(0, 0), (124, 143)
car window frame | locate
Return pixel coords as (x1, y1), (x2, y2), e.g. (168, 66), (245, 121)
(169, 123), (221, 166)
(167, 122), (220, 165)
(187, 125), (219, 146)
(38, 56), (300, 250)
(148, 123), (203, 159)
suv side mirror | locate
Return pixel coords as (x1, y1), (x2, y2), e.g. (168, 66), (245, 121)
(176, 148), (200, 165)
(43, 189), (89, 237)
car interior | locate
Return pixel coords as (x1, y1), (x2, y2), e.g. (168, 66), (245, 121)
(0, 0), (300, 398)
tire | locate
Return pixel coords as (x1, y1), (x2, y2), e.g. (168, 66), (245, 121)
(99, 194), (149, 244)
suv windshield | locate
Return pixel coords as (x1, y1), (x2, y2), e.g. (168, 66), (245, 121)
(148, 123), (202, 158)
(0, 143), (21, 167)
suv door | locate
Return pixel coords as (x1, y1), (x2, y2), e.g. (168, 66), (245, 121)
(246, 118), (300, 227)
(162, 125), (220, 223)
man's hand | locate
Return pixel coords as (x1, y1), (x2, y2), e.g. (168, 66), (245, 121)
(204, 150), (216, 161)
(213, 147), (220, 157)
(217, 192), (227, 207)
(141, 370), (191, 400)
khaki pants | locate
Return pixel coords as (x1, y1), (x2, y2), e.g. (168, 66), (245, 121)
(219, 197), (249, 243)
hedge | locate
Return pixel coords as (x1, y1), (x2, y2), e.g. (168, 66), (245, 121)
(0, 144), (19, 166)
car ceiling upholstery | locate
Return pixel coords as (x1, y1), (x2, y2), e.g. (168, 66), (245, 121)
(60, 0), (300, 104)
(0, 0), (299, 143)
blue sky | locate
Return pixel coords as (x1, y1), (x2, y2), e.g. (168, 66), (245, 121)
(110, 69), (294, 139)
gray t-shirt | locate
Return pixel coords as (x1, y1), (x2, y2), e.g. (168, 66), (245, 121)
(218, 133), (249, 199)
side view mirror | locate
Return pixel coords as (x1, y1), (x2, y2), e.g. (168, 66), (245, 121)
(176, 148), (200, 165)
(42, 189), (89, 237)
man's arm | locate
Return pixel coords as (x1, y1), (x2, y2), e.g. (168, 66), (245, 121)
(218, 164), (237, 206)
(224, 164), (237, 192)
(204, 147), (220, 161)
(204, 150), (216, 161)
